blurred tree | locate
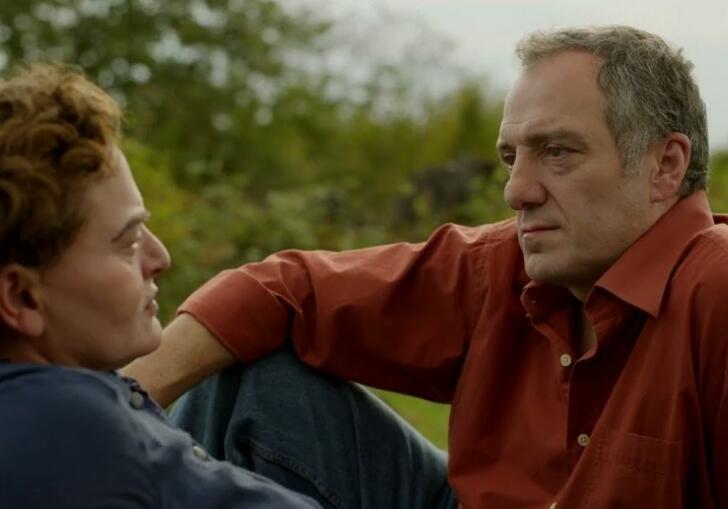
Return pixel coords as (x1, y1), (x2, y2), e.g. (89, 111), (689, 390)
(0, 0), (330, 186)
(708, 150), (728, 210)
(0, 0), (507, 358)
(0, 0), (506, 236)
(0, 0), (508, 341)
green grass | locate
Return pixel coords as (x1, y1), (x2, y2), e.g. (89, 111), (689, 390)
(370, 389), (450, 449)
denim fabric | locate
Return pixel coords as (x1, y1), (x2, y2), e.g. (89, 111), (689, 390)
(170, 346), (457, 509)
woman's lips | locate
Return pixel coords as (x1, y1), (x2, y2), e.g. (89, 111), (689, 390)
(145, 299), (159, 314)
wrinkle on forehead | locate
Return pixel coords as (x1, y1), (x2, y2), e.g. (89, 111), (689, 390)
(504, 51), (604, 114)
(497, 121), (593, 152)
(498, 51), (611, 149)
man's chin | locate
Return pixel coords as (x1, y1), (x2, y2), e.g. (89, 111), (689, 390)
(523, 255), (572, 285)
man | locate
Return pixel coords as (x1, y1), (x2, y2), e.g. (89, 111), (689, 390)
(0, 64), (322, 507)
(126, 26), (728, 508)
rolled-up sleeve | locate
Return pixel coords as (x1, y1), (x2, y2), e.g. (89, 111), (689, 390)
(180, 222), (497, 402)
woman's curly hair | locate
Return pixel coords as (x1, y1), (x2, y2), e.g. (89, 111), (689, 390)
(0, 63), (121, 268)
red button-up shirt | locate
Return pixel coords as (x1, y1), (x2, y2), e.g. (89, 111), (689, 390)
(181, 191), (728, 508)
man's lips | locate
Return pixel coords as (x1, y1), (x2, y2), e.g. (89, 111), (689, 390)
(520, 225), (560, 235)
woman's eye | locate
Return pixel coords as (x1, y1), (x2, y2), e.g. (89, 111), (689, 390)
(125, 233), (142, 251)
(125, 241), (140, 254)
(501, 154), (515, 169)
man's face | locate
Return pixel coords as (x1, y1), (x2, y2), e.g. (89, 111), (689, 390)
(36, 147), (170, 371)
(497, 51), (656, 298)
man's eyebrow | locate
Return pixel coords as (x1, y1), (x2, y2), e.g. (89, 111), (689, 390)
(497, 128), (589, 153)
(524, 129), (589, 147)
(112, 210), (151, 242)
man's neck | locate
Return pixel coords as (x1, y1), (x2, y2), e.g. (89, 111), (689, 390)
(575, 305), (598, 359)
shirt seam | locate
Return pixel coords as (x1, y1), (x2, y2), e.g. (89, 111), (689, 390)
(468, 239), (490, 340)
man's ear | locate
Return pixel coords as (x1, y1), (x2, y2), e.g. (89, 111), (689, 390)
(650, 132), (691, 203)
(0, 264), (46, 337)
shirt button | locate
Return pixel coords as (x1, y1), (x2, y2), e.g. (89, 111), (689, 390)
(129, 391), (145, 410)
(577, 433), (590, 447)
(192, 444), (210, 461)
(559, 354), (572, 367)
(549, 503), (557, 509)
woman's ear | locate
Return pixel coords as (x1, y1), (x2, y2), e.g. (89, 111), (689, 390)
(0, 264), (46, 337)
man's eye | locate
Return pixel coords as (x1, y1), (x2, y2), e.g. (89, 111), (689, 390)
(545, 145), (567, 158)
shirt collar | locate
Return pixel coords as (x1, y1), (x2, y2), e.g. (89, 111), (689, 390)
(593, 191), (715, 317)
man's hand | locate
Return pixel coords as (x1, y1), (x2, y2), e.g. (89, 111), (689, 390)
(122, 313), (236, 407)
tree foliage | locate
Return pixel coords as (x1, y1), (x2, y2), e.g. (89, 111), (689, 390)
(0, 0), (329, 184)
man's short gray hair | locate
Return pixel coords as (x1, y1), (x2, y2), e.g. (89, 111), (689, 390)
(516, 25), (708, 196)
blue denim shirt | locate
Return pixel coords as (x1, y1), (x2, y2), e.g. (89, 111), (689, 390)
(0, 362), (321, 508)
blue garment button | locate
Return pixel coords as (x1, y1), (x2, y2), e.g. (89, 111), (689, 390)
(192, 444), (209, 461)
(129, 391), (145, 410)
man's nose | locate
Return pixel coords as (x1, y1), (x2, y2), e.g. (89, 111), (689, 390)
(503, 158), (547, 210)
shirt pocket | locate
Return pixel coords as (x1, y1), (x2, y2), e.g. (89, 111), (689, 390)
(586, 426), (683, 509)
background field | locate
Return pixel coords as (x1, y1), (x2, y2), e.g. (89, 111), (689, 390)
(3, 0), (728, 449)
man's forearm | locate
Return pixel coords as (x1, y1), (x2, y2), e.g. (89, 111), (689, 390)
(122, 313), (237, 407)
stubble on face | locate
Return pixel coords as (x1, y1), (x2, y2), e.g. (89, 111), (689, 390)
(500, 51), (655, 299)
